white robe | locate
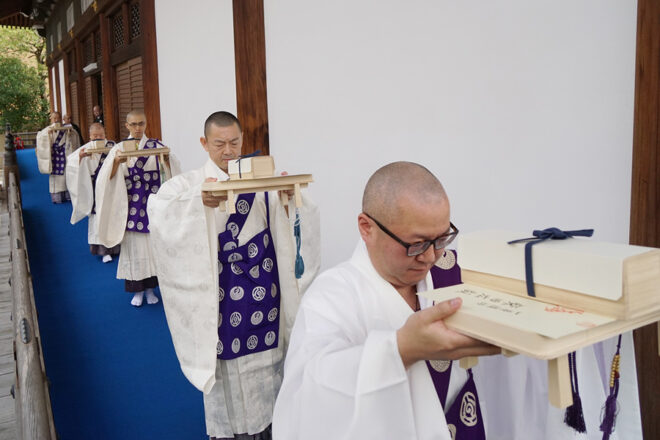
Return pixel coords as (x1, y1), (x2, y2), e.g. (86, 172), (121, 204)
(36, 123), (79, 193)
(66, 141), (112, 245)
(147, 158), (320, 437)
(95, 134), (181, 281)
(272, 240), (467, 440)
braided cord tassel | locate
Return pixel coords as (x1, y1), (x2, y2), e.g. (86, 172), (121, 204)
(600, 335), (623, 439)
(294, 208), (304, 279)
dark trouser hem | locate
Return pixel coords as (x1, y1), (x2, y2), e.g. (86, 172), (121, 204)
(124, 276), (158, 293)
(210, 425), (272, 440)
(50, 191), (71, 203)
(90, 244), (121, 256)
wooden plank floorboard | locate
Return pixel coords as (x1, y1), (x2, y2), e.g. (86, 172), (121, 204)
(0, 209), (15, 436)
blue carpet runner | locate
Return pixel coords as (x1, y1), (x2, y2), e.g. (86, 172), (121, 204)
(16, 149), (207, 439)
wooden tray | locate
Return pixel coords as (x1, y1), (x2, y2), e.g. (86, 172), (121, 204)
(201, 174), (313, 213)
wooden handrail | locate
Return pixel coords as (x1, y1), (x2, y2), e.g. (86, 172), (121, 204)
(8, 172), (57, 440)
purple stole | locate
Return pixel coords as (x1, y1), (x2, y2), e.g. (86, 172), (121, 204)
(428, 250), (486, 439)
(51, 130), (66, 175)
(124, 139), (161, 233)
(216, 192), (281, 360)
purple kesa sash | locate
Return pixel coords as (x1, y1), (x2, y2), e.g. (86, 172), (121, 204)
(444, 369), (486, 440)
(216, 192), (281, 360)
(91, 140), (114, 214)
(426, 250), (461, 406)
(427, 250), (486, 439)
(124, 139), (161, 233)
(51, 130), (66, 175)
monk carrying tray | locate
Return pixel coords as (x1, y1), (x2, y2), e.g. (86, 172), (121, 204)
(420, 230), (660, 408)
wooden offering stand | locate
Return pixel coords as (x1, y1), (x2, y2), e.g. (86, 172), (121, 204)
(201, 156), (313, 214)
(421, 230), (660, 409)
(48, 124), (74, 133)
(84, 140), (114, 155)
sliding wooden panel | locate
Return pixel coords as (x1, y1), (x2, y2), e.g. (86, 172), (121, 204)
(630, 0), (660, 439)
(62, 52), (72, 117)
(70, 81), (79, 126)
(233, 0), (269, 155)
(100, 12), (119, 141)
(116, 56), (144, 140)
(53, 61), (62, 114)
(75, 38), (88, 137)
(47, 65), (55, 113)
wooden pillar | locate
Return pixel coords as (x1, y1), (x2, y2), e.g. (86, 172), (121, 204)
(53, 60), (62, 114)
(75, 38), (88, 138)
(47, 65), (55, 113)
(141, 0), (162, 140)
(630, 0), (660, 439)
(99, 13), (118, 141)
(233, 0), (269, 155)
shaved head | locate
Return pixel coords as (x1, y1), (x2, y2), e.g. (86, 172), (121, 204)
(362, 161), (448, 224)
(126, 109), (146, 121)
(204, 111), (242, 137)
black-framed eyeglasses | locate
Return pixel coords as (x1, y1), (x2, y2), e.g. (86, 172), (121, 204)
(364, 212), (459, 257)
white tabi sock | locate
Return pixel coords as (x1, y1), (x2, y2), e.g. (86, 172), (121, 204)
(131, 291), (144, 307)
(102, 255), (112, 263)
(145, 288), (159, 305)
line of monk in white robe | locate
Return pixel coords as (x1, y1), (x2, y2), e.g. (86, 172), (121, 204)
(148, 111), (321, 439)
(36, 111), (80, 203)
(65, 122), (121, 262)
(95, 109), (181, 307)
(36, 106), (643, 439)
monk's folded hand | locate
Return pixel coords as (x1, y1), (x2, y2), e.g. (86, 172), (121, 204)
(202, 177), (227, 208)
(396, 297), (499, 369)
(79, 148), (89, 163)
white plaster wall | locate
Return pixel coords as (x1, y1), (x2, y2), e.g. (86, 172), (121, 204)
(51, 67), (58, 112)
(155, 0), (237, 172)
(58, 60), (67, 115)
(264, 0), (638, 268)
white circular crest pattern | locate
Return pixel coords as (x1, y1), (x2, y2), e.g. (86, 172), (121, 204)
(230, 312), (242, 327)
(227, 222), (239, 238)
(231, 338), (241, 353)
(228, 252), (241, 263)
(139, 209), (146, 217)
(216, 341), (223, 355)
(248, 243), (259, 258)
(135, 181), (142, 189)
(130, 207), (137, 216)
(151, 185), (159, 193)
(265, 331), (276, 346)
(218, 262), (223, 275)
(137, 222), (144, 230)
(230, 286), (244, 301)
(263, 234), (269, 248)
(437, 250), (457, 270)
(144, 173), (151, 181)
(459, 391), (478, 427)
(231, 263), (243, 275)
(252, 286), (266, 301)
(127, 220), (135, 229)
(271, 283), (277, 297)
(247, 335), (258, 350)
(262, 258), (274, 272)
(223, 242), (237, 251)
(448, 424), (456, 440)
(152, 172), (158, 180)
(249, 266), (260, 278)
(133, 175), (140, 182)
(429, 360), (451, 373)
(267, 307), (278, 322)
(136, 160), (143, 168)
(251, 311), (264, 325)
(218, 287), (225, 301)
(218, 313), (222, 327)
(132, 193), (140, 202)
(237, 199), (250, 214)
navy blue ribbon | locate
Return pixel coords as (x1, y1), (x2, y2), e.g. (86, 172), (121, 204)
(507, 228), (594, 297)
(236, 150), (262, 178)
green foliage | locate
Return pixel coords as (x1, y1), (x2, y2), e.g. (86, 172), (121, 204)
(0, 28), (48, 131)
